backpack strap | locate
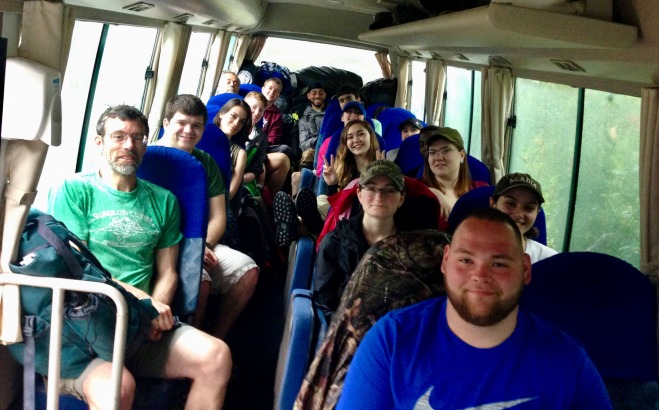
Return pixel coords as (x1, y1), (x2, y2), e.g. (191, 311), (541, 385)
(22, 316), (37, 410)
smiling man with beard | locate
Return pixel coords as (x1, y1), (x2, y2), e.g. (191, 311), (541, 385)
(338, 208), (612, 410)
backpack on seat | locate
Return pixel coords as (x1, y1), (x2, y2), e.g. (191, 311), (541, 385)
(7, 209), (158, 379)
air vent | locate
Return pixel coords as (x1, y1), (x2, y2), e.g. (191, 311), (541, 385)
(202, 19), (218, 26)
(550, 59), (585, 72)
(489, 56), (511, 66)
(173, 13), (194, 23)
(123, 2), (154, 12)
(456, 54), (469, 61)
(430, 52), (442, 59)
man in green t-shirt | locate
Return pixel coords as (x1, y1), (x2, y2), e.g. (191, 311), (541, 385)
(157, 94), (259, 340)
(48, 105), (231, 409)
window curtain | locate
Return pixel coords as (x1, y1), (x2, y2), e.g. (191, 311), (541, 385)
(481, 66), (514, 183)
(201, 30), (232, 101)
(375, 51), (393, 79)
(245, 34), (267, 63)
(425, 59), (446, 126)
(395, 56), (412, 110)
(144, 22), (192, 140)
(229, 34), (250, 74)
(639, 87), (659, 282)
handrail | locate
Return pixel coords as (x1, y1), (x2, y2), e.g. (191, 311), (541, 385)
(0, 273), (128, 410)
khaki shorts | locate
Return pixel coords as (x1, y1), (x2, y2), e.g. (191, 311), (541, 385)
(204, 244), (258, 295)
(58, 324), (194, 402)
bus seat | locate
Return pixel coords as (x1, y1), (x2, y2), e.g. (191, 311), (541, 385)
(275, 289), (324, 410)
(239, 83), (261, 96)
(365, 103), (388, 119)
(447, 185), (547, 245)
(467, 155), (492, 184)
(205, 92), (242, 126)
(136, 146), (209, 317)
(284, 236), (316, 311)
(394, 133), (422, 177)
(521, 252), (658, 407)
(376, 107), (415, 151)
(196, 123), (233, 194)
(317, 99), (341, 142)
(299, 167), (317, 191)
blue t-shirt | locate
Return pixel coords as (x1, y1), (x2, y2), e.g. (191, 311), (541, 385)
(338, 297), (612, 410)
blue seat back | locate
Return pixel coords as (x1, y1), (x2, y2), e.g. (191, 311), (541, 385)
(394, 133), (423, 176)
(299, 167), (317, 192)
(521, 252), (657, 382)
(377, 107), (416, 151)
(275, 289), (324, 410)
(136, 146), (208, 316)
(205, 92), (242, 126)
(196, 124), (232, 193)
(447, 185), (547, 245)
(284, 236), (316, 310)
(467, 155), (492, 184)
(239, 83), (261, 96)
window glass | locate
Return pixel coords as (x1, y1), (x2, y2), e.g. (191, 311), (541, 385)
(409, 60), (426, 121)
(444, 66), (473, 150)
(178, 32), (211, 96)
(570, 91), (640, 266)
(79, 24), (159, 173)
(508, 79), (579, 251)
(34, 21), (103, 211)
(257, 37), (382, 85)
(469, 70), (482, 159)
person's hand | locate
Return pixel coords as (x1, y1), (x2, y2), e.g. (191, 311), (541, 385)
(203, 245), (219, 271)
(375, 150), (386, 160)
(322, 154), (338, 186)
(148, 299), (174, 341)
(429, 187), (452, 221)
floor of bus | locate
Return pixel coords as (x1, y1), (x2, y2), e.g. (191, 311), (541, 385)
(223, 265), (287, 410)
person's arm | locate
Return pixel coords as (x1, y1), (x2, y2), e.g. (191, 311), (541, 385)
(298, 117), (316, 151)
(337, 317), (395, 410)
(230, 148), (247, 200)
(312, 234), (345, 321)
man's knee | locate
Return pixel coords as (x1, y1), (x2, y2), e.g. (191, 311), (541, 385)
(194, 336), (232, 380)
(83, 362), (135, 409)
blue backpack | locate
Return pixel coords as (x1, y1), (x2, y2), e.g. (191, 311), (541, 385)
(7, 209), (159, 379)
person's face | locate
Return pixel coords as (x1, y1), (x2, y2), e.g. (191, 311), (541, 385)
(307, 88), (326, 108)
(357, 175), (404, 219)
(220, 106), (249, 138)
(401, 124), (421, 141)
(245, 96), (266, 125)
(490, 187), (541, 235)
(427, 139), (465, 179)
(441, 218), (531, 327)
(341, 108), (364, 125)
(162, 112), (205, 153)
(337, 93), (359, 109)
(96, 117), (147, 176)
(218, 73), (240, 94)
(262, 81), (282, 103)
(344, 123), (371, 157)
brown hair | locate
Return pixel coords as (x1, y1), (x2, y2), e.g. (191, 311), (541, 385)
(422, 135), (471, 197)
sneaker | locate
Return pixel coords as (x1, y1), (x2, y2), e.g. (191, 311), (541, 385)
(295, 187), (324, 236)
(273, 191), (298, 248)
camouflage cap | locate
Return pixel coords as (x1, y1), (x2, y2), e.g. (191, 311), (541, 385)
(359, 160), (405, 192)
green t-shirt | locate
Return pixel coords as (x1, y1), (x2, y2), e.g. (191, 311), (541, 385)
(191, 147), (226, 198)
(48, 171), (183, 294)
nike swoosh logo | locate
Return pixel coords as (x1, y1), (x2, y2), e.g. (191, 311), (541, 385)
(413, 387), (536, 410)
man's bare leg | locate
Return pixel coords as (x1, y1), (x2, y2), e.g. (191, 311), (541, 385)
(265, 152), (290, 194)
(83, 362), (135, 410)
(212, 267), (259, 340)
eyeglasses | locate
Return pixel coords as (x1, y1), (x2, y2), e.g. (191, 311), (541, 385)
(427, 146), (455, 158)
(359, 185), (401, 196)
(106, 133), (148, 145)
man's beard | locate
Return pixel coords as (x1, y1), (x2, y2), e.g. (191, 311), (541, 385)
(446, 284), (523, 327)
(104, 152), (140, 176)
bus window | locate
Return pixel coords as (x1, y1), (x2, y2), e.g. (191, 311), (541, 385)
(409, 60), (426, 121)
(508, 78), (579, 252)
(177, 31), (212, 96)
(444, 66), (481, 156)
(256, 37), (382, 85)
(78, 23), (158, 173)
(571, 90), (640, 266)
(470, 70), (482, 159)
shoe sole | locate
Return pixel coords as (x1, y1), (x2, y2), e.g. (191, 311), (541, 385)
(295, 188), (324, 236)
(273, 192), (297, 248)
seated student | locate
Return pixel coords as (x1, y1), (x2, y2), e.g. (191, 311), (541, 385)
(261, 77), (292, 194)
(386, 117), (422, 161)
(48, 105), (231, 409)
(206, 71), (243, 126)
(421, 127), (489, 229)
(490, 172), (558, 263)
(298, 82), (327, 169)
(273, 119), (383, 247)
(338, 208), (612, 409)
(313, 160), (405, 321)
(157, 94), (259, 340)
(242, 91), (269, 197)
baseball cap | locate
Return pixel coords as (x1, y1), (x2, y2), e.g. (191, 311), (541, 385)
(307, 82), (326, 92)
(359, 160), (405, 192)
(343, 101), (367, 117)
(425, 127), (464, 149)
(399, 117), (423, 131)
(493, 173), (545, 204)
